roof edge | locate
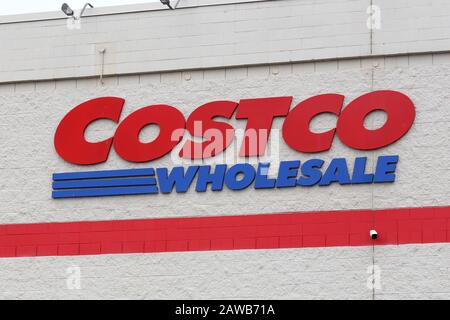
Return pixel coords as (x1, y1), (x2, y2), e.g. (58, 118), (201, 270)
(0, 0), (273, 24)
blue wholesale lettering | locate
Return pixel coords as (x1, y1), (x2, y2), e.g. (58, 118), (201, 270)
(52, 155), (400, 199)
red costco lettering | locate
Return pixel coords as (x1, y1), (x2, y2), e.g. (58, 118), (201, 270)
(179, 100), (238, 159)
(236, 97), (292, 157)
(114, 105), (185, 163)
(54, 97), (124, 165)
(282, 93), (345, 153)
(54, 90), (415, 165)
(336, 90), (415, 150)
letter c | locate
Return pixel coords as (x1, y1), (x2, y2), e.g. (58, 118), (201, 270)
(54, 97), (125, 165)
(282, 94), (345, 153)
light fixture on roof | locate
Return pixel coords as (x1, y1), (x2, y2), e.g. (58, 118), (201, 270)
(61, 3), (74, 16)
(61, 3), (94, 19)
(160, 0), (181, 10)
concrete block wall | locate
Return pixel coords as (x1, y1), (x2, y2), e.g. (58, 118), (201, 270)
(0, 52), (449, 299)
(3, 0), (450, 83)
(0, 243), (449, 300)
(1, 51), (450, 223)
(0, 0), (450, 300)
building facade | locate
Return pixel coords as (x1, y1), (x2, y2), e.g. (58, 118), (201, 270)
(0, 0), (449, 299)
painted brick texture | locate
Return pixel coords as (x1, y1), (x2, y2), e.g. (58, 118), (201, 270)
(0, 206), (449, 258)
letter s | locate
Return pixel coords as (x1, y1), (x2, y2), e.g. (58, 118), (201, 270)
(179, 100), (238, 159)
(54, 97), (125, 165)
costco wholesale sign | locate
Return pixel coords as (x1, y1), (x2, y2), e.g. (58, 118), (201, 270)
(52, 90), (415, 199)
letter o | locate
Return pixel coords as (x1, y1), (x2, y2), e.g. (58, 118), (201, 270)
(114, 105), (186, 162)
(336, 90), (415, 150)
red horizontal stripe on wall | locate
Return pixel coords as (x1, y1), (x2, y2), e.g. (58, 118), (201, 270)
(0, 206), (449, 258)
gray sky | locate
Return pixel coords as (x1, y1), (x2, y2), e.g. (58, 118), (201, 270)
(0, 0), (160, 15)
